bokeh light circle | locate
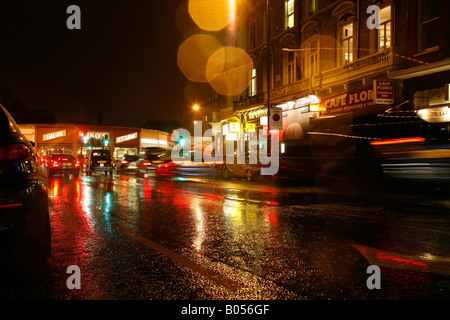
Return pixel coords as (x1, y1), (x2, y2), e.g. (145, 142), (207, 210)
(188, 0), (235, 31)
(206, 47), (253, 96)
(177, 34), (223, 83)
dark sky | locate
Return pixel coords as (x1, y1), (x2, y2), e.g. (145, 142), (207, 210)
(0, 0), (201, 127)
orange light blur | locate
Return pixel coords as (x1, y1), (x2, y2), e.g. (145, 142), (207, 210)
(370, 137), (425, 146)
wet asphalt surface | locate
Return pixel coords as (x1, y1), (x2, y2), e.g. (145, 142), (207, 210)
(1, 170), (450, 303)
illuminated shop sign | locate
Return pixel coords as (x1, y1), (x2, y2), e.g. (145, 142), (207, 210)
(222, 124), (229, 135)
(43, 130), (66, 141)
(229, 122), (240, 132)
(417, 106), (450, 123)
(320, 88), (375, 115)
(86, 132), (109, 139)
(116, 132), (138, 143)
(374, 80), (394, 104)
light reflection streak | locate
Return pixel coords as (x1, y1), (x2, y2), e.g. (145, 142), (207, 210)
(191, 197), (205, 252)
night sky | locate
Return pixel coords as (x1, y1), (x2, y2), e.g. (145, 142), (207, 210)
(0, 0), (203, 127)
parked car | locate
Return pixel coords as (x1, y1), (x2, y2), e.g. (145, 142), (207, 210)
(116, 155), (140, 174)
(86, 149), (114, 175)
(0, 104), (51, 267)
(47, 154), (80, 177)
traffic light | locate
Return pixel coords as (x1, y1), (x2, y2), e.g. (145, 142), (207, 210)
(179, 136), (185, 147)
(103, 135), (109, 147)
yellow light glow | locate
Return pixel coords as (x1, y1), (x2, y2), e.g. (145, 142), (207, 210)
(206, 47), (253, 96)
(188, 0), (236, 31)
(177, 34), (223, 83)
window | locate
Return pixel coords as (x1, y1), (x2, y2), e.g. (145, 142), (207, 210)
(310, 0), (317, 15)
(377, 5), (391, 51)
(341, 23), (353, 64)
(418, 0), (440, 52)
(286, 0), (295, 29)
(249, 68), (257, 97)
(310, 40), (318, 76)
(306, 0), (317, 16)
(286, 51), (295, 84)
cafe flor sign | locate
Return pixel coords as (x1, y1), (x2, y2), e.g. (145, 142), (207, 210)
(320, 88), (376, 115)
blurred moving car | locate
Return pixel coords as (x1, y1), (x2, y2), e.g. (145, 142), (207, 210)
(220, 161), (261, 181)
(47, 154), (80, 177)
(369, 107), (450, 189)
(86, 149), (114, 175)
(116, 155), (140, 174)
(138, 147), (172, 176)
(0, 104), (51, 266)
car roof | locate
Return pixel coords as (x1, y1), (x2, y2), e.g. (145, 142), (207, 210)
(0, 104), (32, 147)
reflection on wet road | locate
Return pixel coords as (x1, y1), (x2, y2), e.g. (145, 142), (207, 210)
(2, 172), (450, 300)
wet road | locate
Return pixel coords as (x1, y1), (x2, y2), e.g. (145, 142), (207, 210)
(2, 171), (450, 301)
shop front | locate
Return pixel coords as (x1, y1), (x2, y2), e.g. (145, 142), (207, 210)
(140, 129), (171, 154)
(36, 125), (79, 156)
(113, 129), (140, 158)
(78, 129), (111, 155)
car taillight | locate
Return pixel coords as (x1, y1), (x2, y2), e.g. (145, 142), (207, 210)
(52, 161), (60, 167)
(143, 161), (151, 166)
(122, 160), (129, 164)
(75, 160), (80, 167)
(370, 137), (425, 146)
(0, 143), (31, 161)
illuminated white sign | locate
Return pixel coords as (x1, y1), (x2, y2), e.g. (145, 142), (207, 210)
(43, 130), (66, 141)
(229, 122), (240, 132)
(116, 132), (138, 143)
(417, 106), (450, 123)
(87, 131), (109, 139)
(222, 124), (229, 135)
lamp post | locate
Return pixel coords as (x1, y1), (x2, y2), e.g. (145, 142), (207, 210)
(266, 0), (272, 155)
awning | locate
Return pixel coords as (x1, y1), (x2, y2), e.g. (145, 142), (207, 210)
(388, 58), (450, 80)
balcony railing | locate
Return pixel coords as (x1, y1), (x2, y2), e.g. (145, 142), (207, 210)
(313, 49), (393, 87)
(270, 78), (310, 100)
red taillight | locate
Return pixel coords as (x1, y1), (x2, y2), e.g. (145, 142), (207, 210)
(0, 143), (31, 161)
(52, 161), (60, 167)
(122, 160), (129, 164)
(75, 160), (80, 167)
(143, 161), (151, 166)
(0, 203), (23, 209)
(371, 137), (425, 146)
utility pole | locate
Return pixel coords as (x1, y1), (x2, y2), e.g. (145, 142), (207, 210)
(266, 0), (271, 156)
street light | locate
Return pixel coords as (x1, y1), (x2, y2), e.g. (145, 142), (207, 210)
(193, 104), (199, 111)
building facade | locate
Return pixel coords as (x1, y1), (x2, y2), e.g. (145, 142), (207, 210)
(201, 0), (450, 152)
(17, 124), (172, 159)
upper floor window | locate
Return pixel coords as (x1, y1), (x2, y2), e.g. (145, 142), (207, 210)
(286, 0), (295, 29)
(377, 5), (392, 51)
(286, 51), (295, 84)
(418, 0), (440, 52)
(309, 40), (318, 77)
(249, 68), (257, 97)
(341, 23), (354, 64)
